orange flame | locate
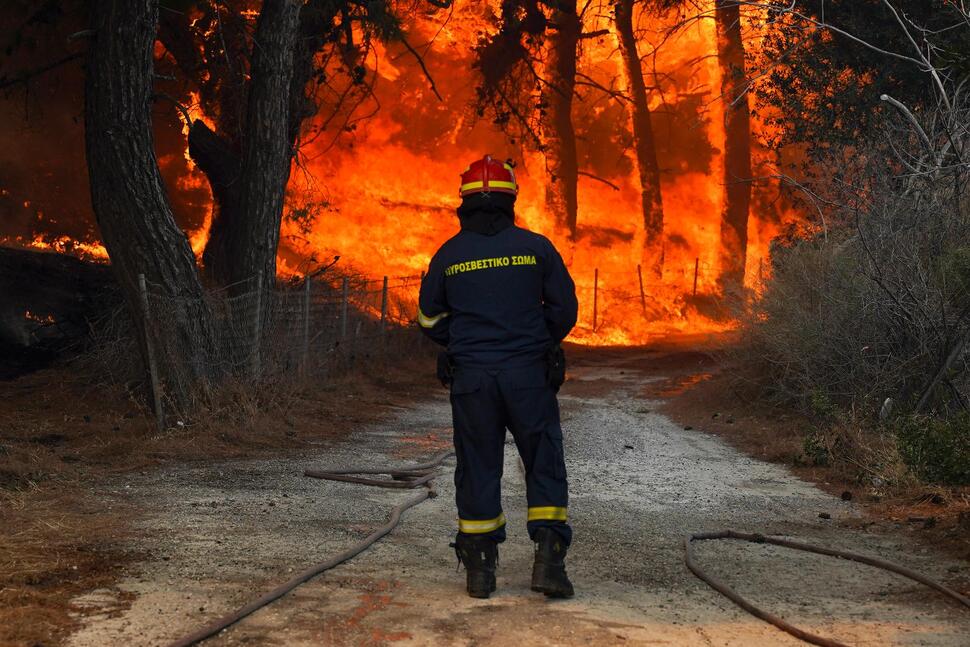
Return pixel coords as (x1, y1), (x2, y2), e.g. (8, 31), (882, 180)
(21, 235), (109, 261)
(279, 1), (802, 345)
(3, 2), (804, 348)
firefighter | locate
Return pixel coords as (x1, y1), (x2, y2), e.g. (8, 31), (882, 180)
(418, 155), (578, 599)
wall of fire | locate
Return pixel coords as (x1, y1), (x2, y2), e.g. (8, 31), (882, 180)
(0, 2), (803, 344)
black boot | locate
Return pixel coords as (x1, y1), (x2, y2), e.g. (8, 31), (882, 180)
(453, 534), (497, 598)
(531, 528), (574, 598)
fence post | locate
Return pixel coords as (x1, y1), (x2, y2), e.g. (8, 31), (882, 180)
(380, 276), (389, 347)
(251, 270), (263, 380)
(340, 277), (349, 339)
(692, 258), (699, 297)
(302, 274), (311, 377)
(637, 264), (647, 317)
(138, 273), (164, 432)
(592, 268), (599, 332)
(352, 320), (361, 366)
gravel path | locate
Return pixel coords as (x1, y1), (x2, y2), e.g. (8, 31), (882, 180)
(68, 350), (970, 646)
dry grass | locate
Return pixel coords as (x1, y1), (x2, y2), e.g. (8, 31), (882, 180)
(0, 343), (438, 646)
(0, 346), (436, 487)
(0, 488), (136, 646)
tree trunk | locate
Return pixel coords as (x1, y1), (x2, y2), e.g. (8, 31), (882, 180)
(232, 1), (300, 286)
(715, 0), (752, 294)
(195, 1), (303, 289)
(191, 120), (241, 286)
(541, 0), (580, 241)
(85, 0), (214, 400)
(615, 0), (665, 276)
(162, 0), (340, 289)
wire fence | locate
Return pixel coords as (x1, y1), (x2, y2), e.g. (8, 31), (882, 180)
(134, 257), (741, 427)
(570, 258), (756, 332)
(139, 270), (428, 427)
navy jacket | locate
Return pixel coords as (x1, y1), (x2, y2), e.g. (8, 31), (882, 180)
(418, 223), (578, 367)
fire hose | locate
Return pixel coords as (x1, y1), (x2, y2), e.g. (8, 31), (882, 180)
(164, 450), (968, 647)
(685, 530), (970, 647)
(166, 450), (454, 647)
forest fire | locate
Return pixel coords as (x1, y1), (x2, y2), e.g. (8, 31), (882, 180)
(1, 1), (804, 346)
(5, 4), (970, 645)
(273, 1), (800, 344)
(20, 235), (108, 261)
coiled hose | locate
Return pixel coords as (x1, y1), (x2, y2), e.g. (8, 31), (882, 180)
(167, 451), (454, 647)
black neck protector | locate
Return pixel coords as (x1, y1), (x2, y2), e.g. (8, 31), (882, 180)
(457, 192), (516, 235)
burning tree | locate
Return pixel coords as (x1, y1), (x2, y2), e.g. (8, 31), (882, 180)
(540, 0), (581, 241)
(473, 0), (593, 242)
(164, 1), (303, 291)
(712, 0), (752, 294)
(614, 0), (665, 276)
(156, 0), (407, 289)
(473, 0), (760, 290)
(656, 0), (753, 292)
(474, 0), (671, 265)
(80, 0), (437, 406)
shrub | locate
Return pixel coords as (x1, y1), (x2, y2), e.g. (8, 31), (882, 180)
(736, 7), (970, 488)
(894, 414), (970, 485)
(736, 112), (970, 487)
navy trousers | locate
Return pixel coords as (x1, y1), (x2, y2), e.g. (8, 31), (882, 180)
(449, 362), (571, 546)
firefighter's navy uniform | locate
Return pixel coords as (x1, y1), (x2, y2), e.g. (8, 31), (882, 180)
(418, 190), (578, 548)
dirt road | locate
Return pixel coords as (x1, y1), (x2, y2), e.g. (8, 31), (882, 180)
(67, 349), (969, 646)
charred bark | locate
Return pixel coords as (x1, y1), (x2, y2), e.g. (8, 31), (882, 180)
(715, 0), (752, 293)
(541, 0), (580, 241)
(615, 0), (665, 276)
(228, 1), (301, 287)
(189, 121), (241, 285)
(172, 1), (329, 289)
(85, 0), (213, 394)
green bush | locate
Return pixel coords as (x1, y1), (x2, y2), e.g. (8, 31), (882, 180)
(894, 414), (970, 485)
(808, 389), (838, 421)
(802, 430), (830, 466)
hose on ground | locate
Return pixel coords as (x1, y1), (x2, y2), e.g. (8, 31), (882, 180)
(685, 529), (970, 647)
(167, 450), (454, 647)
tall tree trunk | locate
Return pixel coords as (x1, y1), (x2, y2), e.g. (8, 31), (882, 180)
(615, 0), (665, 276)
(188, 1), (311, 289)
(541, 0), (580, 241)
(715, 0), (752, 293)
(85, 0), (214, 399)
(224, 0), (300, 287)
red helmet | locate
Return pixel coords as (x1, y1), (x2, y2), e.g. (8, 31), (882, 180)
(459, 155), (518, 197)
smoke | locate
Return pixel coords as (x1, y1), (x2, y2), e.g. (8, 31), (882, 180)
(0, 2), (208, 249)
(0, 1), (90, 244)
